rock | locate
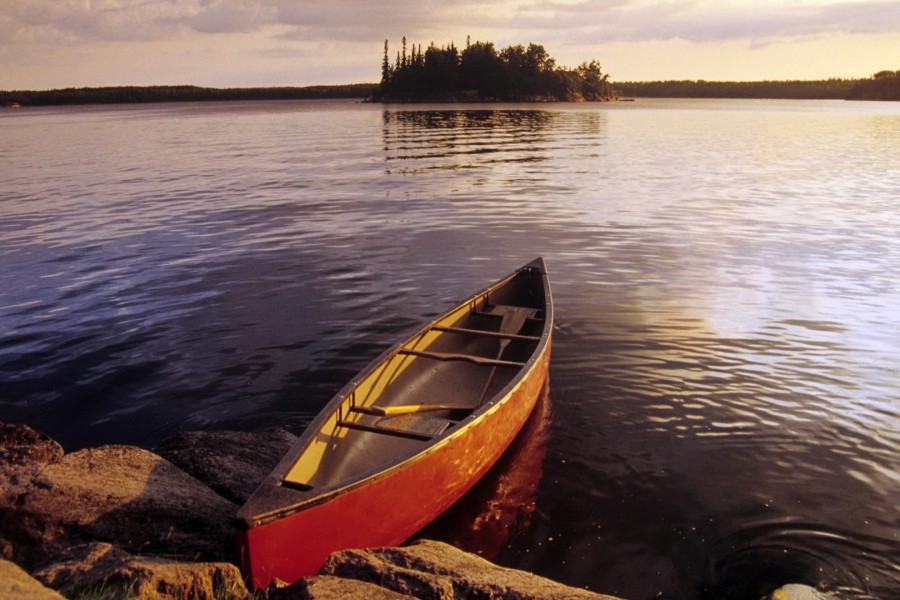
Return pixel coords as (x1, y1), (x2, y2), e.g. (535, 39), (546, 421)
(321, 539), (622, 600)
(0, 558), (66, 600)
(11, 444), (237, 568)
(0, 423), (627, 600)
(269, 575), (414, 599)
(158, 429), (297, 504)
(0, 423), (65, 565)
(33, 541), (248, 600)
(768, 583), (832, 600)
(0, 423), (64, 506)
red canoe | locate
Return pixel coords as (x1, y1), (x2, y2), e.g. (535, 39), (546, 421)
(235, 258), (553, 589)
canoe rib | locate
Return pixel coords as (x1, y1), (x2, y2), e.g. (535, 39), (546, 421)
(397, 348), (525, 368)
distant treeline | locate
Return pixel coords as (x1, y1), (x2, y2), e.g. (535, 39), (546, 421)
(3, 71), (896, 107)
(613, 79), (855, 99)
(0, 84), (377, 107)
(375, 37), (614, 102)
(846, 70), (900, 101)
(614, 71), (900, 101)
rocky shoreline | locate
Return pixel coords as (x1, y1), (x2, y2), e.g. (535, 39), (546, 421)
(0, 421), (826, 600)
(0, 421), (623, 599)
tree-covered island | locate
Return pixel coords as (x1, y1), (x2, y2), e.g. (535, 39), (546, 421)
(847, 70), (900, 101)
(373, 37), (615, 102)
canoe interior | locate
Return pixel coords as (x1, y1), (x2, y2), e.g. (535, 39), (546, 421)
(282, 264), (547, 491)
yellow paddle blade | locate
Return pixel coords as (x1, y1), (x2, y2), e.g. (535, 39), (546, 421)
(370, 403), (474, 416)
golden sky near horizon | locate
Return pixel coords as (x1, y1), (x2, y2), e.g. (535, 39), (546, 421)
(1, 0), (898, 89)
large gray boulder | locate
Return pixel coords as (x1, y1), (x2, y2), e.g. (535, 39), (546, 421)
(0, 558), (66, 600)
(158, 429), (297, 504)
(320, 539), (622, 600)
(33, 541), (248, 600)
(8, 443), (237, 567)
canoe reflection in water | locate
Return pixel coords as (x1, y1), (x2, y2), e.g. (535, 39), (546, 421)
(418, 379), (551, 560)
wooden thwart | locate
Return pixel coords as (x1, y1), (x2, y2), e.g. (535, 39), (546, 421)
(430, 325), (540, 342)
(398, 348), (525, 368)
(475, 305), (543, 321)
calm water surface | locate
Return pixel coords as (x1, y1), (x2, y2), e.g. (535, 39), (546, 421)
(1, 98), (898, 599)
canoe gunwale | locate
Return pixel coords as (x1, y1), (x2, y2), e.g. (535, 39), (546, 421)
(235, 258), (552, 530)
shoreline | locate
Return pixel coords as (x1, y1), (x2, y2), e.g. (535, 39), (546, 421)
(0, 420), (626, 599)
(1, 423), (839, 599)
(3, 74), (897, 107)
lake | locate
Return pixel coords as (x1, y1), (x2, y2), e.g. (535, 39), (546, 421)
(1, 98), (898, 599)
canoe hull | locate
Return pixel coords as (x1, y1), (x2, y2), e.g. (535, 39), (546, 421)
(237, 341), (550, 588)
(236, 259), (552, 589)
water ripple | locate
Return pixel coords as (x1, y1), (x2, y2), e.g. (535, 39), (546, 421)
(2, 99), (898, 598)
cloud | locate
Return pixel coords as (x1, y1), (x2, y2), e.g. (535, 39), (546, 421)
(0, 0), (509, 44)
(0, 0), (279, 43)
(167, 1), (278, 35)
(271, 0), (516, 44)
(2, 0), (897, 50)
(2, 0), (183, 42)
(509, 0), (900, 45)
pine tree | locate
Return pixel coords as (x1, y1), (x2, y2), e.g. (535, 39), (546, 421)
(381, 39), (391, 85)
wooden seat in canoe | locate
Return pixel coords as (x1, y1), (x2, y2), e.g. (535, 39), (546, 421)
(376, 414), (453, 437)
(337, 413), (454, 441)
(477, 304), (543, 321)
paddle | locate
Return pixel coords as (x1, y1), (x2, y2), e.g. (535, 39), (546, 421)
(368, 403), (474, 416)
(477, 306), (531, 405)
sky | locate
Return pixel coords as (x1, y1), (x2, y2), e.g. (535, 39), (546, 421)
(2, 0), (898, 90)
